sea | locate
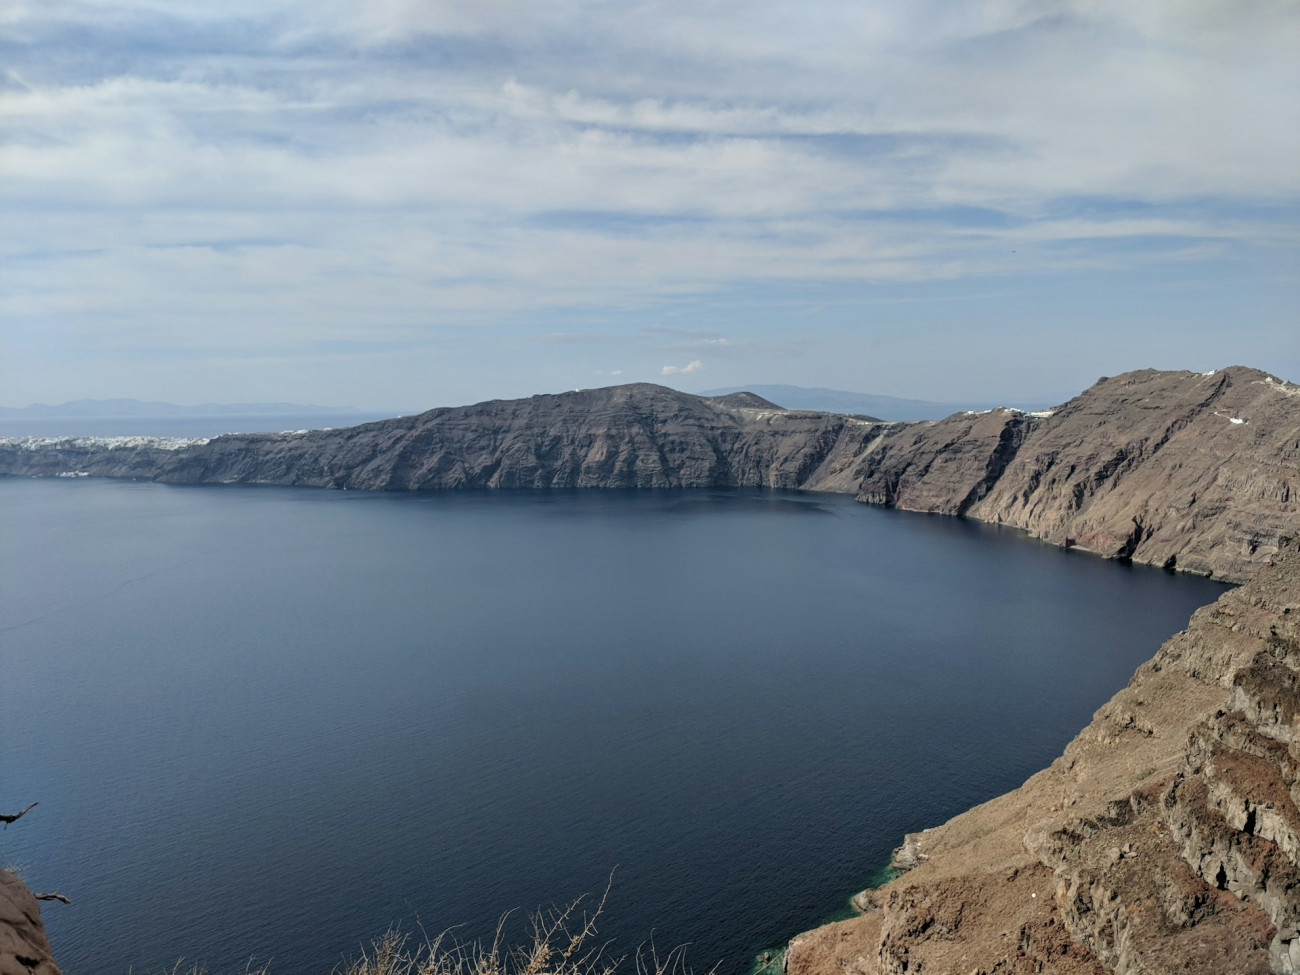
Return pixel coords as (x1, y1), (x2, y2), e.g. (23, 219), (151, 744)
(0, 470), (1230, 975)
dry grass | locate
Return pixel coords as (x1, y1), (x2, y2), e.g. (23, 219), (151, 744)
(156, 886), (700, 975)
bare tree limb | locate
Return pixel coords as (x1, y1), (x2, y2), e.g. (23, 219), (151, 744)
(1, 802), (37, 829)
(33, 892), (70, 905)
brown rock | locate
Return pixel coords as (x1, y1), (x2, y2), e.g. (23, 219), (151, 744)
(0, 870), (61, 975)
(846, 366), (1300, 582)
(787, 538), (1300, 975)
(3, 367), (1295, 582)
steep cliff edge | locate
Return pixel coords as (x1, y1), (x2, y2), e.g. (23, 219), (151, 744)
(0, 870), (61, 975)
(0, 384), (865, 493)
(1, 368), (1296, 584)
(786, 536), (1300, 975)
(855, 367), (1300, 585)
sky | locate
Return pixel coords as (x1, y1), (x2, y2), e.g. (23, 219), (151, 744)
(1, 0), (1297, 412)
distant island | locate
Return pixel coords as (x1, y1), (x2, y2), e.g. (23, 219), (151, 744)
(0, 398), (368, 418)
(697, 383), (1058, 421)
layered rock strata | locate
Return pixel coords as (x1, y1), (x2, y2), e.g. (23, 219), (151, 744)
(2, 368), (1297, 972)
(786, 537), (1300, 975)
(1, 367), (1296, 582)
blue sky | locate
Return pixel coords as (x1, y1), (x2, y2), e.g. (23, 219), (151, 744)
(2, 0), (1297, 411)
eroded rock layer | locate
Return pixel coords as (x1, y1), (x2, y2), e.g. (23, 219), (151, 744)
(787, 537), (1300, 975)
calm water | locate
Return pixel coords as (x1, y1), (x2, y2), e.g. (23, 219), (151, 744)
(0, 479), (1228, 975)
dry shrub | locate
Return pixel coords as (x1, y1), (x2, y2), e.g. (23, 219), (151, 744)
(335, 885), (698, 975)
(150, 884), (700, 975)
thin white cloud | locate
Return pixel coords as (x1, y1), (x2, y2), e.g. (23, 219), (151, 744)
(661, 360), (703, 376)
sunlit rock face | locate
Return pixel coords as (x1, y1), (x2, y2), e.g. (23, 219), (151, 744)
(787, 537), (1300, 975)
(0, 869), (61, 975)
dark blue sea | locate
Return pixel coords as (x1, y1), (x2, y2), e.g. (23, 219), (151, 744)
(0, 478), (1229, 974)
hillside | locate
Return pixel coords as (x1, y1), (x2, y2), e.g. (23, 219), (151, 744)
(787, 535), (1300, 975)
(2, 367), (1296, 582)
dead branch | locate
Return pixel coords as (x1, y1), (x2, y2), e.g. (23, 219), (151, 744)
(34, 892), (70, 905)
(1, 802), (37, 829)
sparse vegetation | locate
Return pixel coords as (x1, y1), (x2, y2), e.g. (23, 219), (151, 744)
(137, 886), (700, 975)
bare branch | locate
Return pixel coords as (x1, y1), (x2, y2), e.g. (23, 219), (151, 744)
(1, 801), (37, 829)
(34, 892), (70, 905)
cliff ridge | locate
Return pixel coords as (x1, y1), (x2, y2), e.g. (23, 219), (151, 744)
(3, 368), (1296, 582)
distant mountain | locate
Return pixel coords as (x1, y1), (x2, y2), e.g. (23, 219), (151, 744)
(697, 384), (1056, 421)
(0, 398), (365, 418)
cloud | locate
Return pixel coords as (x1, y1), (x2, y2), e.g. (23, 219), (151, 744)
(1, 0), (1296, 405)
(661, 360), (703, 376)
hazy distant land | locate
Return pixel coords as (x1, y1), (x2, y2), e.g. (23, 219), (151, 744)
(0, 398), (368, 418)
(697, 383), (1058, 421)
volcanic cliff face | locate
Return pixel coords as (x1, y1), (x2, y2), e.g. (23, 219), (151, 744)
(786, 537), (1300, 975)
(0, 385), (870, 493)
(1, 367), (1297, 583)
(845, 367), (1300, 583)
(2, 368), (1298, 973)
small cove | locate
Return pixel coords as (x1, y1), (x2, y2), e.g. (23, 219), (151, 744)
(0, 479), (1230, 975)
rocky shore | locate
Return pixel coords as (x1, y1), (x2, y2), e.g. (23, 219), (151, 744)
(786, 537), (1300, 975)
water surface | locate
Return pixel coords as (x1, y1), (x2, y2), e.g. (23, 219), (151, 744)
(0, 480), (1229, 974)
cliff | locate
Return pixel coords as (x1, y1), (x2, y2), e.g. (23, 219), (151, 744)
(2, 367), (1298, 973)
(786, 536), (1300, 975)
(3, 366), (1295, 582)
(0, 870), (60, 975)
(0, 385), (863, 493)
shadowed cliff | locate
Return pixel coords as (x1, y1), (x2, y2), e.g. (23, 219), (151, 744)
(3, 367), (1295, 582)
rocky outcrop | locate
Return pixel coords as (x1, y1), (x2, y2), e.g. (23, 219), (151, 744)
(0, 870), (60, 975)
(965, 368), (1298, 584)
(844, 367), (1300, 582)
(0, 385), (869, 493)
(1, 367), (1297, 582)
(786, 536), (1300, 975)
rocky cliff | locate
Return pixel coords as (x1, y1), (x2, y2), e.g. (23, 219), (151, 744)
(2, 367), (1298, 973)
(0, 385), (865, 493)
(843, 367), (1300, 583)
(786, 536), (1300, 975)
(0, 870), (60, 975)
(4, 366), (1295, 582)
